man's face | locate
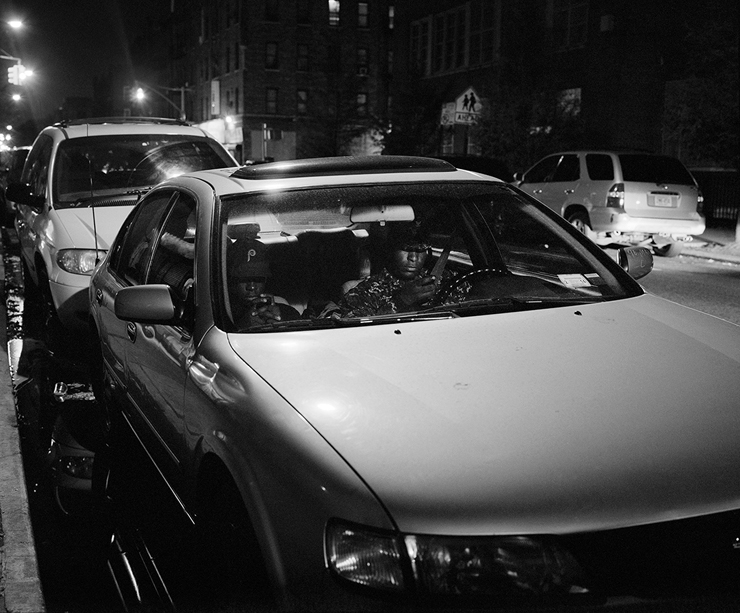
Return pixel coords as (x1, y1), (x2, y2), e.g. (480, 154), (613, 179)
(235, 277), (267, 302)
(391, 247), (428, 280)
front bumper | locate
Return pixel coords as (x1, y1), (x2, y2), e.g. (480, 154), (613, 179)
(49, 277), (94, 332)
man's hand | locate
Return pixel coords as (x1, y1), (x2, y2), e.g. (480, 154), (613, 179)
(247, 296), (281, 325)
(394, 275), (437, 309)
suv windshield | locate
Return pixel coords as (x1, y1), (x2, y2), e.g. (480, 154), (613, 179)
(53, 135), (234, 207)
(217, 182), (640, 332)
(618, 154), (695, 185)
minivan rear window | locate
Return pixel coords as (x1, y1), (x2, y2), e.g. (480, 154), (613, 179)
(618, 154), (695, 186)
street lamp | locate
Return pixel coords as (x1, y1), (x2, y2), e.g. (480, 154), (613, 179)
(132, 81), (190, 121)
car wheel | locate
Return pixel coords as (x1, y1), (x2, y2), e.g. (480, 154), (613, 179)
(653, 241), (685, 257)
(567, 210), (595, 239)
(36, 266), (68, 352)
(195, 472), (274, 608)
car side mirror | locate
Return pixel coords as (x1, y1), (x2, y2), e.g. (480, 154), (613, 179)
(618, 246), (653, 280)
(5, 183), (45, 210)
(513, 172), (524, 185)
(114, 284), (177, 324)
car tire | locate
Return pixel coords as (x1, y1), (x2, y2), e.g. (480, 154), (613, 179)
(653, 241), (684, 257)
(195, 471), (274, 608)
(36, 266), (68, 353)
(567, 210), (595, 240)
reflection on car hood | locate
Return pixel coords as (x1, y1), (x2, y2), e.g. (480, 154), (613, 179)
(229, 295), (740, 536)
(53, 206), (135, 250)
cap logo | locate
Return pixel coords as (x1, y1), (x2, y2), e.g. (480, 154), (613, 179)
(247, 248), (257, 261)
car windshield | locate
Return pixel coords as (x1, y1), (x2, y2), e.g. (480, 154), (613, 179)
(53, 135), (234, 207)
(217, 182), (641, 332)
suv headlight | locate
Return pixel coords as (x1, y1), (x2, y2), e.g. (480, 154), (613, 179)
(56, 249), (106, 275)
(326, 520), (591, 599)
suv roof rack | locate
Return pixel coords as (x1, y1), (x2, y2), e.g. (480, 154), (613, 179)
(231, 155), (455, 180)
(54, 117), (191, 128)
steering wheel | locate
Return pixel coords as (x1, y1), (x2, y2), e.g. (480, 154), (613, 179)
(431, 267), (508, 306)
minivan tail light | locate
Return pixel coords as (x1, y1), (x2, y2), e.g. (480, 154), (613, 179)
(606, 183), (624, 208)
(696, 190), (704, 215)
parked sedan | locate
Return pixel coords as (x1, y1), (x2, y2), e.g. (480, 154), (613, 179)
(90, 156), (740, 611)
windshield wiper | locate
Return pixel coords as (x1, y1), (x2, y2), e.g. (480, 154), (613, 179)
(244, 311), (458, 332)
(70, 192), (144, 208)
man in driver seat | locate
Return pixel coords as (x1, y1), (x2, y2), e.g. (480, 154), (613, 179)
(338, 223), (468, 317)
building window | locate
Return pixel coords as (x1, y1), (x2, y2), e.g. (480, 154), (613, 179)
(266, 0), (279, 22)
(298, 0), (310, 24)
(235, 87), (240, 113)
(387, 50), (393, 75)
(388, 5), (394, 29)
(266, 42), (279, 69)
(297, 44), (309, 71)
(357, 92), (367, 117)
(357, 48), (368, 74)
(469, 0), (497, 66)
(297, 89), (308, 115)
(358, 2), (368, 27)
(328, 0), (340, 26)
(410, 18), (431, 76)
(226, 45), (231, 72)
(552, 0), (588, 50)
(266, 88), (278, 114)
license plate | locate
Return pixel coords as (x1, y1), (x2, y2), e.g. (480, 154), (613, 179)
(652, 194), (675, 207)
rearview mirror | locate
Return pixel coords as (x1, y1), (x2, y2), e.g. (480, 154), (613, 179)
(618, 246), (653, 280)
(350, 204), (415, 224)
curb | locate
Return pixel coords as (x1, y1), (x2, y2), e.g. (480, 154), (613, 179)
(0, 231), (46, 613)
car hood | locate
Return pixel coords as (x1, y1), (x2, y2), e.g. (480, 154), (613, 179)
(52, 206), (135, 250)
(229, 295), (740, 536)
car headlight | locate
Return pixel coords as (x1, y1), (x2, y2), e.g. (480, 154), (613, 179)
(326, 520), (591, 599)
(56, 249), (106, 275)
(325, 520), (406, 592)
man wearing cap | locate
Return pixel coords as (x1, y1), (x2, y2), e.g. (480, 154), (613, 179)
(338, 223), (467, 317)
(230, 239), (300, 328)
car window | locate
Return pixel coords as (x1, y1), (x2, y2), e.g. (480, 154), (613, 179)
(22, 135), (53, 201)
(523, 155), (559, 183)
(551, 154), (580, 182)
(216, 182), (639, 332)
(585, 154), (614, 181)
(148, 193), (196, 298)
(52, 135), (233, 206)
(109, 190), (176, 285)
(617, 154), (695, 185)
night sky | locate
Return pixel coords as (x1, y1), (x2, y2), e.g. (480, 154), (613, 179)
(3, 0), (161, 123)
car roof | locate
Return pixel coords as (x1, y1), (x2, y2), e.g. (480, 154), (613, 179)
(40, 117), (214, 141)
(174, 155), (503, 196)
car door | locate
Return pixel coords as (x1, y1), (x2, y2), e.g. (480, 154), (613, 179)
(15, 135), (53, 279)
(96, 189), (177, 395)
(519, 153), (580, 216)
(124, 190), (197, 489)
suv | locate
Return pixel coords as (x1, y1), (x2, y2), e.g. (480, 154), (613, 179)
(515, 151), (705, 256)
(6, 117), (236, 342)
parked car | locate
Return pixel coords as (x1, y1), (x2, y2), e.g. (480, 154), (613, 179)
(0, 145), (31, 226)
(90, 156), (740, 611)
(515, 151), (706, 256)
(5, 117), (236, 346)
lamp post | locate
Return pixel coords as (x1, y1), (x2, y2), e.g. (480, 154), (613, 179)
(133, 81), (190, 121)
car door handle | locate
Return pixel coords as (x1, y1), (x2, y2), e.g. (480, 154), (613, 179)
(126, 321), (137, 343)
(564, 189), (574, 194)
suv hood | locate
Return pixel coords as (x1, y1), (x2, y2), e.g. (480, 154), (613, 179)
(52, 206), (136, 250)
(229, 295), (740, 536)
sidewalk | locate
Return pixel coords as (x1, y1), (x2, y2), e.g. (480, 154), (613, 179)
(0, 230), (45, 613)
(684, 225), (740, 265)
